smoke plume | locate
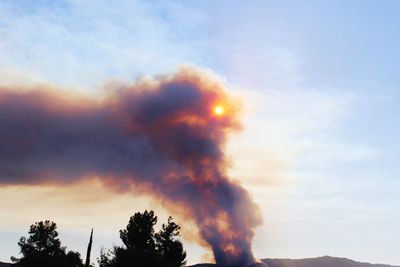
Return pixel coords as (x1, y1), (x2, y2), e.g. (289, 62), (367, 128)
(0, 67), (262, 267)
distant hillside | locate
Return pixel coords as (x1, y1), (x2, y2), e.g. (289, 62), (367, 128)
(0, 262), (11, 267)
(262, 256), (398, 267)
(190, 256), (399, 267)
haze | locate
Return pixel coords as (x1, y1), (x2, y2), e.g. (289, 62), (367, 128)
(0, 0), (399, 265)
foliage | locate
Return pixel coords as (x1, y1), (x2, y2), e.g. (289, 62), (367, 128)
(156, 217), (187, 267)
(12, 220), (84, 267)
(99, 210), (186, 267)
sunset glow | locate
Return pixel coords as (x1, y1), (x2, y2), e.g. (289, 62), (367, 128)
(213, 105), (224, 116)
(0, 1), (399, 266)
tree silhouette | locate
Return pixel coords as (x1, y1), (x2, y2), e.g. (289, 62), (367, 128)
(155, 217), (187, 267)
(120, 210), (158, 253)
(99, 210), (186, 267)
(12, 220), (84, 267)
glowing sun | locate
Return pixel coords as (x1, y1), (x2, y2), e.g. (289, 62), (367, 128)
(213, 105), (224, 116)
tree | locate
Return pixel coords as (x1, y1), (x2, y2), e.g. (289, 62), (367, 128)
(12, 220), (84, 267)
(98, 247), (117, 267)
(120, 210), (157, 253)
(85, 229), (94, 267)
(155, 217), (187, 267)
(99, 210), (186, 267)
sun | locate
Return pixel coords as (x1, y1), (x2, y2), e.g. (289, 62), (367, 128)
(213, 105), (224, 116)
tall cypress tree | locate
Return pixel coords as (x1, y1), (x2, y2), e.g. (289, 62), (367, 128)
(85, 229), (93, 267)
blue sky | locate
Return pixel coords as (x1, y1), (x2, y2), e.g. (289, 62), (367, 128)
(0, 0), (399, 265)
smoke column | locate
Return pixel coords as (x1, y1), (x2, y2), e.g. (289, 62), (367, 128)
(0, 67), (262, 267)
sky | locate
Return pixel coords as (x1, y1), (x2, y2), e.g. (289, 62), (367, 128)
(0, 0), (399, 265)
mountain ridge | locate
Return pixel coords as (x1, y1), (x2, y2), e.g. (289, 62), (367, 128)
(190, 256), (399, 267)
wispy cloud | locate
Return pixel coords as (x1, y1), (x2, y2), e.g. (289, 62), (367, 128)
(0, 1), (209, 89)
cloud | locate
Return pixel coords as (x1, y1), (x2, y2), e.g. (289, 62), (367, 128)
(0, 1), (209, 89)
